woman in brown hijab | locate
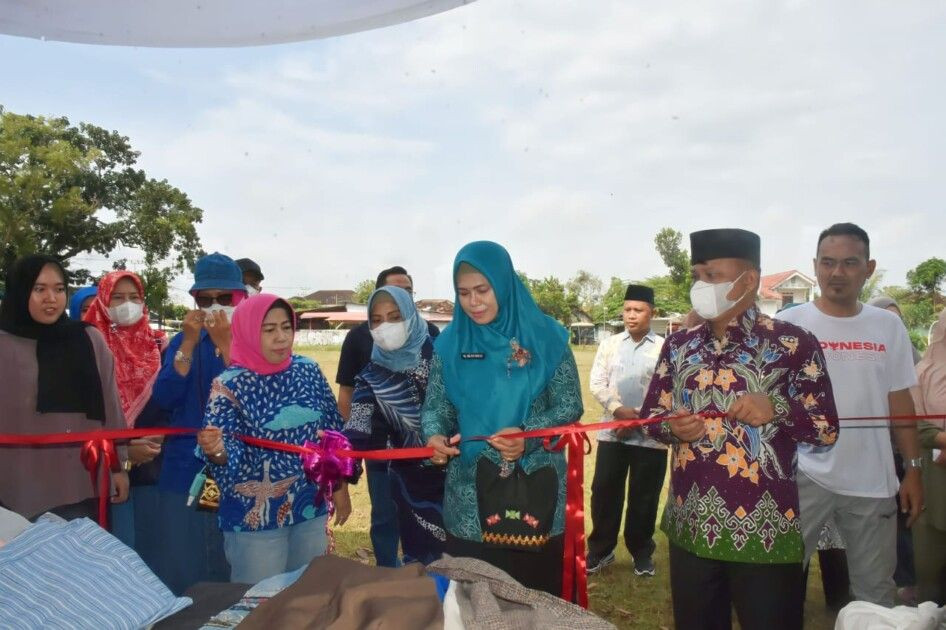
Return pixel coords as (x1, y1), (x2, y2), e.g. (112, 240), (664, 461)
(911, 308), (946, 604)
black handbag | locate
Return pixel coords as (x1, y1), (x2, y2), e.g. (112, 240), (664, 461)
(476, 457), (557, 551)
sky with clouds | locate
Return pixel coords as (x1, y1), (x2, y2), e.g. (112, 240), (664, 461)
(2, 0), (944, 303)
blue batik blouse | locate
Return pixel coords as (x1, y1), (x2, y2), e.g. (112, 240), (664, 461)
(200, 355), (343, 532)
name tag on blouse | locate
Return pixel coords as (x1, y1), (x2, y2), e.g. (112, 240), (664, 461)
(461, 352), (485, 360)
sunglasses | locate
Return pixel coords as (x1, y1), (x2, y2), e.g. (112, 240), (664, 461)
(195, 293), (234, 308)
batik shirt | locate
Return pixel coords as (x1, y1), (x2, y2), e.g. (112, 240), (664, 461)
(200, 355), (344, 532)
(640, 307), (839, 564)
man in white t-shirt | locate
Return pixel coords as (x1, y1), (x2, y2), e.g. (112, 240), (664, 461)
(778, 222), (923, 606)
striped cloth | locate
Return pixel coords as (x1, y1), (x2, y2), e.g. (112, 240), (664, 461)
(0, 517), (191, 629)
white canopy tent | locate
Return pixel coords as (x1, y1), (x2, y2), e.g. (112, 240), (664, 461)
(0, 0), (472, 47)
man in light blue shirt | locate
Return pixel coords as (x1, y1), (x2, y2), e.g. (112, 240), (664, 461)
(586, 284), (666, 576)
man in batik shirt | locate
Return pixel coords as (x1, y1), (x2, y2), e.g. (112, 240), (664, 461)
(640, 228), (839, 630)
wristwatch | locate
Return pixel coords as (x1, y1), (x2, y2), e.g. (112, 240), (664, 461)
(174, 350), (193, 364)
(123, 459), (134, 472)
(906, 457), (923, 470)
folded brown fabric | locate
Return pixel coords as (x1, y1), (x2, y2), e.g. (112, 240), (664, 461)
(239, 555), (444, 629)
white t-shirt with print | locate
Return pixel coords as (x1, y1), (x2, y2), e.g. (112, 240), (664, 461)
(777, 301), (917, 498)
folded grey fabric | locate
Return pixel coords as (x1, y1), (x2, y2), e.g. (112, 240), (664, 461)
(427, 555), (615, 630)
(0, 507), (30, 546)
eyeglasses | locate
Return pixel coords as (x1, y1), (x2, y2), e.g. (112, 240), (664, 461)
(195, 293), (234, 308)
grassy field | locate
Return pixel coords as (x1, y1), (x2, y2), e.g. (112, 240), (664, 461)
(297, 345), (837, 629)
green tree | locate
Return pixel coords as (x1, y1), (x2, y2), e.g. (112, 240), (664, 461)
(653, 227), (691, 311)
(654, 228), (690, 287)
(907, 257), (946, 306)
(859, 269), (886, 302)
(882, 285), (913, 303)
(592, 277), (626, 323)
(566, 270), (603, 315)
(901, 299), (936, 333)
(140, 265), (175, 322)
(529, 276), (576, 324)
(353, 279), (375, 304)
(517, 271), (576, 324)
(642, 274), (692, 316)
(165, 303), (188, 321)
(0, 108), (203, 289)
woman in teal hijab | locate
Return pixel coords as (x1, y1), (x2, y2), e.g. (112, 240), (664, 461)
(421, 241), (583, 598)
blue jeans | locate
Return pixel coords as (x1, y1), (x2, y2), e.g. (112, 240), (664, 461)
(223, 514), (329, 584)
(366, 460), (401, 567)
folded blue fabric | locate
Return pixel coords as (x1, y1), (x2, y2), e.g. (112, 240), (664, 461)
(0, 517), (191, 629)
(429, 572), (451, 602)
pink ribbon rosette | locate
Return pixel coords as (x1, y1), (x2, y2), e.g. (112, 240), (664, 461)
(302, 430), (355, 513)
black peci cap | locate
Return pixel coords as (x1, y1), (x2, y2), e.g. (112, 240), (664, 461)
(690, 228), (760, 268)
(624, 284), (655, 304)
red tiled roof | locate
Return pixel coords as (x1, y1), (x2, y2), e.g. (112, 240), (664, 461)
(759, 270), (814, 301)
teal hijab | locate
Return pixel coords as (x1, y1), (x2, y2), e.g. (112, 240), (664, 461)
(369, 286), (429, 373)
(434, 241), (569, 461)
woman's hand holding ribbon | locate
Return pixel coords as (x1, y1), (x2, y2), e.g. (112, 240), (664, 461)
(197, 426), (227, 464)
(427, 434), (460, 465)
(488, 427), (525, 461)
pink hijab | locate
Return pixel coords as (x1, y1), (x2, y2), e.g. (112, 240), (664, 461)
(229, 294), (295, 376)
(912, 308), (946, 430)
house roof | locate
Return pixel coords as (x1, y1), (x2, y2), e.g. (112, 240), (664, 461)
(299, 311), (452, 323)
(415, 299), (454, 316)
(759, 270), (815, 301)
(303, 289), (356, 305)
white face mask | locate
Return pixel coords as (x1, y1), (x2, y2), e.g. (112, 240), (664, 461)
(689, 272), (748, 321)
(245, 285), (260, 296)
(370, 321), (409, 351)
(107, 301), (144, 326)
(202, 305), (236, 321)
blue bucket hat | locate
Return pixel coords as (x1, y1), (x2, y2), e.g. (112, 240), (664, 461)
(189, 252), (246, 293)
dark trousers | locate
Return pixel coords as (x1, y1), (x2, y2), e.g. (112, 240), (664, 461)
(587, 441), (667, 561)
(669, 544), (804, 630)
(802, 549), (851, 611)
(446, 534), (564, 598)
(893, 453), (916, 588)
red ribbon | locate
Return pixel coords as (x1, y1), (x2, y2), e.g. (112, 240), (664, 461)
(540, 427), (592, 607)
(79, 438), (122, 528)
(3, 411), (945, 607)
(237, 434), (435, 461)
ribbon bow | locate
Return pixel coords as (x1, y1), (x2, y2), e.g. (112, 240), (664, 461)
(544, 426), (591, 609)
(302, 430), (355, 513)
(79, 438), (121, 527)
